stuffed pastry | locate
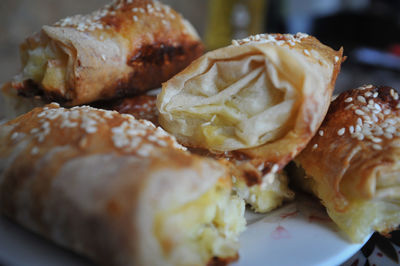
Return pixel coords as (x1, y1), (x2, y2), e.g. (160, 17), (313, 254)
(0, 104), (246, 266)
(11, 0), (203, 106)
(294, 85), (400, 242)
(157, 33), (343, 212)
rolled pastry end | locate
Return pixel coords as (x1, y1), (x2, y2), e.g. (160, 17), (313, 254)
(153, 176), (246, 265)
(12, 0), (204, 105)
(294, 85), (400, 242)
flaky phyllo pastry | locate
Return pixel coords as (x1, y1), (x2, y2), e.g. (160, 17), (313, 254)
(157, 33), (343, 212)
(11, 0), (203, 106)
(294, 85), (400, 242)
(0, 104), (246, 266)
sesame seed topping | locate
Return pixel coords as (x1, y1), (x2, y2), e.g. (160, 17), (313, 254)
(357, 96), (366, 104)
(232, 32), (309, 47)
(271, 164), (279, 173)
(344, 97), (353, 103)
(372, 144), (382, 150)
(319, 130), (324, 136)
(349, 125), (354, 134)
(365, 92), (372, 97)
(304, 49), (311, 56)
(312, 143), (318, 150)
(334, 56), (339, 62)
(337, 128), (345, 136)
(355, 109), (365, 116)
(373, 92), (379, 98)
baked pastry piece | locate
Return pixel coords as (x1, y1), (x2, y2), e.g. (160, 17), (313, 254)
(294, 85), (400, 242)
(0, 104), (246, 265)
(157, 33), (343, 212)
(11, 0), (203, 106)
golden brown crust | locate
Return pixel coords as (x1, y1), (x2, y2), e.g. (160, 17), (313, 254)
(158, 33), (343, 176)
(0, 104), (242, 265)
(235, 34), (344, 173)
(296, 85), (400, 211)
(13, 0), (203, 106)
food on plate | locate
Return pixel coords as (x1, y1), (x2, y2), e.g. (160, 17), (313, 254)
(157, 33), (343, 212)
(11, 0), (203, 106)
(293, 85), (400, 242)
(0, 103), (246, 265)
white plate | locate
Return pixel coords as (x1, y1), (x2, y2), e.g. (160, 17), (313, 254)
(0, 194), (368, 266)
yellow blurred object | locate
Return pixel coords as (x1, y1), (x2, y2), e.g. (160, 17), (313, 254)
(205, 0), (268, 50)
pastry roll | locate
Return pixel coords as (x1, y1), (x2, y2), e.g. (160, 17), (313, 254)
(157, 33), (343, 212)
(294, 85), (400, 242)
(0, 104), (246, 265)
(12, 0), (203, 106)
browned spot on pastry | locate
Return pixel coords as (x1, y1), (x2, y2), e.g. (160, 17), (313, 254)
(106, 200), (122, 217)
(243, 169), (262, 186)
(207, 254), (239, 266)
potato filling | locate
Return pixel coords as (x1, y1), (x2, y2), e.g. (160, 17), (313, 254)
(155, 183), (246, 265)
(19, 41), (68, 96)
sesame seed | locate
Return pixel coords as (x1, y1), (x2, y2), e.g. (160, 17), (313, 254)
(349, 125), (354, 134)
(344, 97), (353, 103)
(357, 96), (366, 104)
(271, 164), (279, 173)
(365, 92), (372, 97)
(384, 133), (393, 139)
(356, 124), (362, 132)
(319, 130), (324, 136)
(31, 147), (39, 155)
(334, 56), (339, 62)
(312, 143), (318, 150)
(345, 103), (354, 110)
(355, 109), (365, 116)
(337, 128), (345, 136)
(384, 109), (391, 115)
(304, 49), (310, 56)
(372, 144), (382, 150)
(371, 137), (382, 143)
(366, 85), (374, 89)
(357, 133), (364, 140)
(373, 92), (379, 98)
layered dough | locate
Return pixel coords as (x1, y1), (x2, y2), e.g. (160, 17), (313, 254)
(157, 33), (343, 212)
(12, 0), (203, 106)
(294, 85), (400, 242)
(0, 104), (245, 265)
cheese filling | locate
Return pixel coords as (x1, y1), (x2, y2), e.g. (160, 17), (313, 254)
(19, 42), (68, 96)
(155, 182), (246, 265)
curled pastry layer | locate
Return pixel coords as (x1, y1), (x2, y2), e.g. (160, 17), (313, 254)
(0, 104), (245, 265)
(157, 33), (343, 212)
(12, 0), (203, 106)
(294, 85), (400, 242)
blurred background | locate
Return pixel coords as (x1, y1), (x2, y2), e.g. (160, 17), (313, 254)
(1, 0), (400, 94)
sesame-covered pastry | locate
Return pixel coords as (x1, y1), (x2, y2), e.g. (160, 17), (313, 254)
(11, 0), (203, 106)
(157, 33), (343, 212)
(0, 104), (246, 266)
(293, 85), (400, 242)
